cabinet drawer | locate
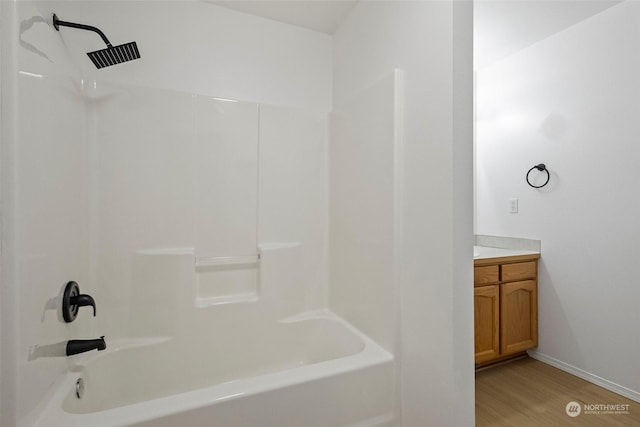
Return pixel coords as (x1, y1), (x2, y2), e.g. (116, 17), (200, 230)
(501, 261), (537, 282)
(474, 265), (499, 286)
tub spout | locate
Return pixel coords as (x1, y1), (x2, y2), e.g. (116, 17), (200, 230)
(66, 336), (106, 356)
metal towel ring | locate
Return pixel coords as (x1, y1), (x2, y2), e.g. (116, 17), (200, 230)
(526, 164), (550, 188)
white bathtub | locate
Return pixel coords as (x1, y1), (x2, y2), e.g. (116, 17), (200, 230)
(32, 311), (394, 427)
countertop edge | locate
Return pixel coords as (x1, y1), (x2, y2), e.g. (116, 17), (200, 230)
(474, 252), (540, 267)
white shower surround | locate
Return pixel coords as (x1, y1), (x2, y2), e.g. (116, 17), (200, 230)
(19, 65), (400, 424)
(3, 2), (337, 424)
(20, 76), (397, 426)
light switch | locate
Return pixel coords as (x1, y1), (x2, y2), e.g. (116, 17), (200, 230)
(509, 198), (519, 214)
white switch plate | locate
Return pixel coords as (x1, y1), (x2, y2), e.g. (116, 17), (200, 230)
(509, 198), (519, 214)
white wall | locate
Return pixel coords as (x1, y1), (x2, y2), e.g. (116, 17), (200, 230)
(0, 3), (10, 425)
(1, 1), (5, 422)
(476, 1), (640, 400)
(333, 1), (474, 425)
(329, 71), (397, 353)
(41, 0), (332, 110)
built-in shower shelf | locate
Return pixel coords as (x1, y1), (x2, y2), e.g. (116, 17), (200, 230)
(195, 292), (259, 308)
(195, 254), (259, 268)
(194, 253), (260, 305)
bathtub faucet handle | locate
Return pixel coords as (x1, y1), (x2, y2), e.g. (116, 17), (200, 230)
(62, 281), (97, 322)
(72, 294), (96, 316)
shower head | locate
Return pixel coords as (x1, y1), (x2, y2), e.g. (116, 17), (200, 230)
(86, 42), (140, 69)
(52, 14), (141, 69)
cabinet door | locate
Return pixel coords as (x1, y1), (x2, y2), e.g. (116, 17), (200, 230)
(500, 280), (538, 355)
(474, 285), (500, 363)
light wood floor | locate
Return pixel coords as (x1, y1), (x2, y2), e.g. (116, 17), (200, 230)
(476, 357), (640, 426)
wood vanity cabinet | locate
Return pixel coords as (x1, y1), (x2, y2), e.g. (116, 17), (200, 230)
(474, 255), (539, 366)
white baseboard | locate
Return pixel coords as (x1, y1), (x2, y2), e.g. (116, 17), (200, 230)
(528, 350), (640, 403)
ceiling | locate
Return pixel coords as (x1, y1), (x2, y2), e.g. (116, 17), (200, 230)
(474, 0), (620, 69)
(208, 0), (358, 34)
(208, 0), (619, 66)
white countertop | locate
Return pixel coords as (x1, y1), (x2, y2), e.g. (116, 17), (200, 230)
(474, 245), (539, 260)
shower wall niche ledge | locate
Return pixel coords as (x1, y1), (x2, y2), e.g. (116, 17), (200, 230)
(194, 243), (303, 307)
(194, 292), (259, 308)
(195, 254), (260, 268)
(195, 257), (259, 306)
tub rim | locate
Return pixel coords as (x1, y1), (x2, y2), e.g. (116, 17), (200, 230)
(31, 310), (392, 427)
